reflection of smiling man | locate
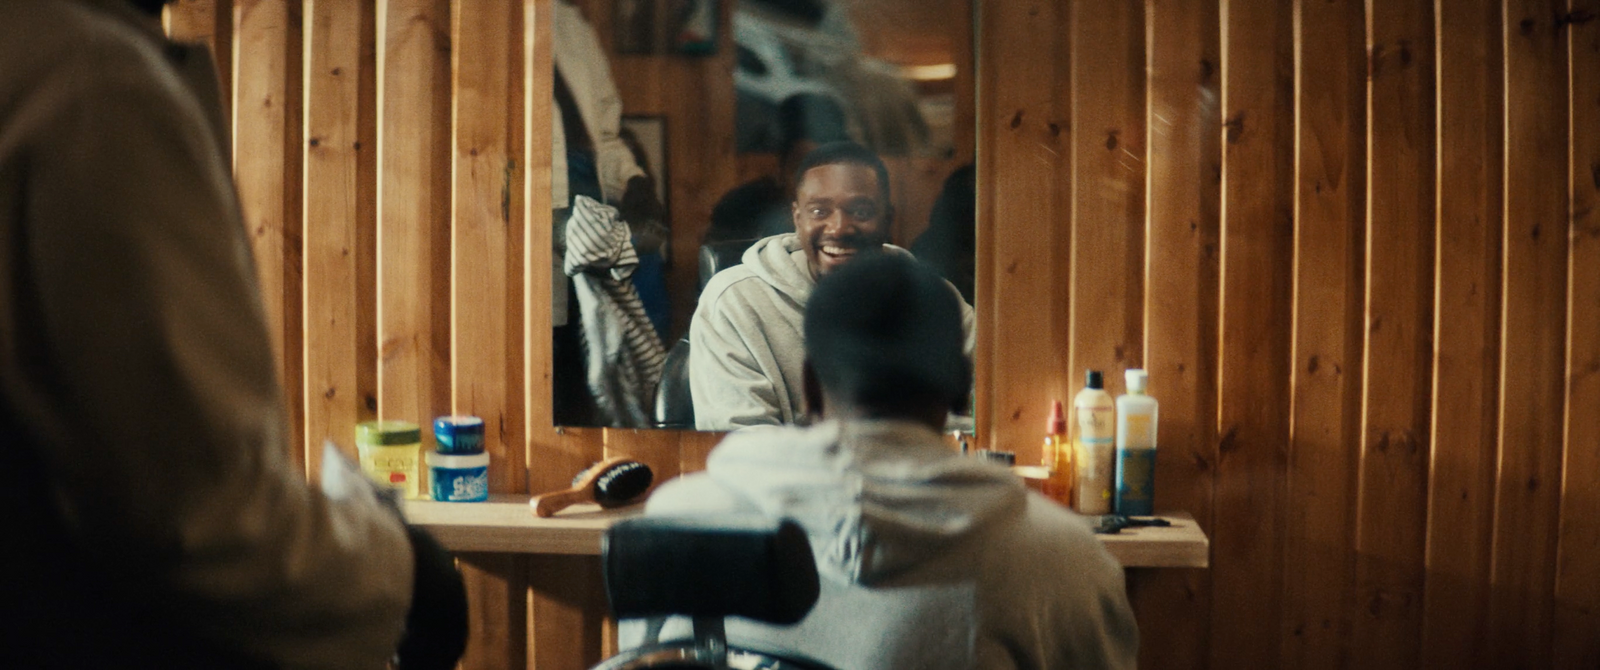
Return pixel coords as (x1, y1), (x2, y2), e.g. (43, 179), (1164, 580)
(689, 142), (974, 430)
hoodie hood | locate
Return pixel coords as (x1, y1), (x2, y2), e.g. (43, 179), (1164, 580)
(740, 233), (910, 306)
(739, 233), (818, 304)
(704, 420), (1026, 585)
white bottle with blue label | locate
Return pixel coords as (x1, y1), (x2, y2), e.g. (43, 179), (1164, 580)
(1115, 369), (1158, 516)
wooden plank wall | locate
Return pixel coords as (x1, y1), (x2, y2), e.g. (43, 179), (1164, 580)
(976, 1), (1600, 669)
(163, 0), (1600, 667)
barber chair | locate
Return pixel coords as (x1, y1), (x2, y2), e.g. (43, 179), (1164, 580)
(594, 516), (836, 670)
(652, 337), (693, 429)
(698, 239), (760, 293)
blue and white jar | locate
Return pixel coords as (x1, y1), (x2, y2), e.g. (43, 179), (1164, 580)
(432, 415), (485, 455)
(428, 451), (490, 502)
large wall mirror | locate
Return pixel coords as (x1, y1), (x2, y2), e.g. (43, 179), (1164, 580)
(550, 0), (976, 429)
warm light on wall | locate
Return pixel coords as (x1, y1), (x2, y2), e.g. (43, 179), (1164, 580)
(900, 63), (957, 81)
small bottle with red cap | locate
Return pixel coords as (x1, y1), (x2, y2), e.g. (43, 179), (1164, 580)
(1041, 400), (1074, 505)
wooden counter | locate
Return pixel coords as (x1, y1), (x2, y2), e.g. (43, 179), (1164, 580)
(404, 497), (1210, 568)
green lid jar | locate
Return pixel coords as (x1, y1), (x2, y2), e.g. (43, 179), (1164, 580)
(355, 421), (422, 499)
(356, 421), (422, 446)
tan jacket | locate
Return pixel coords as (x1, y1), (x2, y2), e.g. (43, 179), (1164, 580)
(0, 1), (412, 667)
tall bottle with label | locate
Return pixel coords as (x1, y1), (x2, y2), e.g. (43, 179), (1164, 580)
(1041, 400), (1073, 505)
(1115, 369), (1159, 516)
(1072, 371), (1116, 514)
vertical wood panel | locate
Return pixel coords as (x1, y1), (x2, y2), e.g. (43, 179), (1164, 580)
(1555, 0), (1600, 665)
(377, 0), (453, 436)
(1134, 0), (1221, 667)
(527, 554), (605, 670)
(977, 0), (1067, 465)
(1068, 0), (1145, 387)
(453, 0), (526, 494)
(1421, 0), (1503, 666)
(302, 0), (379, 469)
(1211, 0), (1294, 666)
(454, 2), (531, 668)
(234, 0), (305, 468)
(458, 554), (528, 670)
(1488, 2), (1570, 666)
(1281, 0), (1364, 667)
(1352, 2), (1435, 666)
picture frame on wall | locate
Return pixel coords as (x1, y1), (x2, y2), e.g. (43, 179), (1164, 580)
(615, 0), (719, 56)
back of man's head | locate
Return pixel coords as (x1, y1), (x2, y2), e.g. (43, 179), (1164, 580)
(803, 254), (969, 422)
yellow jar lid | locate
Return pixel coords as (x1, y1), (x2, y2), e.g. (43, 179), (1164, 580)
(356, 420), (421, 445)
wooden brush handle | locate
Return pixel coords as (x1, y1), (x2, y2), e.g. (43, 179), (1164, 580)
(531, 487), (592, 518)
(529, 456), (635, 518)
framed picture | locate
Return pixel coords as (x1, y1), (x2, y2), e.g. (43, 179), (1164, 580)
(620, 115), (669, 228)
(615, 0), (719, 56)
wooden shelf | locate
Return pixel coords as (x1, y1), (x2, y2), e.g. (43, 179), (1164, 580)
(403, 495), (641, 555)
(1096, 511), (1209, 568)
(405, 496), (1209, 568)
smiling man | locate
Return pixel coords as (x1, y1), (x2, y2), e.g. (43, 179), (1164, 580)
(689, 142), (975, 430)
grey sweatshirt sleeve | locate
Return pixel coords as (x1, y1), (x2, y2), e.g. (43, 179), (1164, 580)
(10, 46), (412, 669)
(688, 281), (791, 430)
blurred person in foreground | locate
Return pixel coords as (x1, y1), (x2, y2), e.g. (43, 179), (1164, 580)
(0, 1), (465, 668)
(639, 254), (1137, 669)
(689, 141), (974, 430)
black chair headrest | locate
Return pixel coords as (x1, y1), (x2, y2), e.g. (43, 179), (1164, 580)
(652, 338), (693, 429)
(698, 238), (758, 292)
(603, 516), (820, 625)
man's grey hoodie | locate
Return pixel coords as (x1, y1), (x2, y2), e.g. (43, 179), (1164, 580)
(689, 233), (975, 430)
(636, 420), (1140, 669)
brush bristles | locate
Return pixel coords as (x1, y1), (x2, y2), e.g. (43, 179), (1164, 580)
(594, 461), (653, 506)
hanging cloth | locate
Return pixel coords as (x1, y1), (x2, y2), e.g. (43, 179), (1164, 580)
(564, 196), (667, 427)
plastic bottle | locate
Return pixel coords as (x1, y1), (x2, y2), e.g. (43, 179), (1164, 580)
(1041, 400), (1073, 505)
(1072, 371), (1117, 514)
(1115, 369), (1159, 516)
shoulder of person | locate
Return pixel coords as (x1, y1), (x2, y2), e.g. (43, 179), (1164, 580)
(645, 471), (759, 516)
(695, 265), (781, 317)
(982, 494), (1121, 580)
(10, 1), (168, 80)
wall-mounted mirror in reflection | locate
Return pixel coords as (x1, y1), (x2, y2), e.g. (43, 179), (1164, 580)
(551, 0), (975, 430)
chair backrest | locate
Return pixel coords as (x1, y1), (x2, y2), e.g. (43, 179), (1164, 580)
(652, 337), (693, 429)
(594, 515), (834, 670)
(602, 516), (819, 624)
(698, 239), (759, 293)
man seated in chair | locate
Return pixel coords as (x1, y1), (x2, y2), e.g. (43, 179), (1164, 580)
(643, 255), (1137, 669)
(689, 142), (975, 430)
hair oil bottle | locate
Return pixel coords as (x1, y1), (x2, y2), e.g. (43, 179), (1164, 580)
(1073, 371), (1116, 514)
(1041, 400), (1073, 505)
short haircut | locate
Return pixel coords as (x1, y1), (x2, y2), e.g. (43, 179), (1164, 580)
(804, 254), (970, 414)
(792, 141), (892, 206)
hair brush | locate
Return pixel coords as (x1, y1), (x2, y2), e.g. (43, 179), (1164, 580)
(530, 457), (654, 518)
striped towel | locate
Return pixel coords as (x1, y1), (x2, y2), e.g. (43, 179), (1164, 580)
(564, 196), (667, 427)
